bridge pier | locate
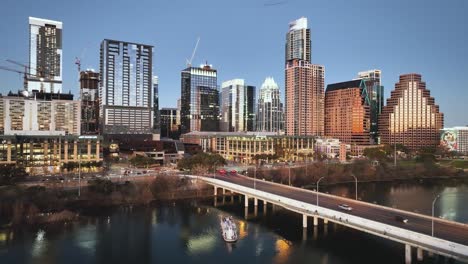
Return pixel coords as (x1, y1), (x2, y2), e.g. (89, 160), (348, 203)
(303, 214), (307, 228)
(417, 248), (423, 261)
(313, 216), (318, 226)
(254, 198), (258, 207)
(405, 244), (412, 264)
(214, 186), (217, 196)
(244, 195), (249, 207)
(323, 218), (328, 225)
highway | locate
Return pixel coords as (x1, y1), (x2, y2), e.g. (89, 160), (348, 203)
(214, 173), (468, 246)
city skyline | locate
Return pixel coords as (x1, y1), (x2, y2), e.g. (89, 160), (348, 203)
(0, 0), (467, 127)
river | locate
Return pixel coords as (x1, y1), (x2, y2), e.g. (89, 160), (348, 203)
(1, 178), (467, 264)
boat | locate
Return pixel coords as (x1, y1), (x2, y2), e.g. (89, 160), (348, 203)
(220, 216), (238, 242)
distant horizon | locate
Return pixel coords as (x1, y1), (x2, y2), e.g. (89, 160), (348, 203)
(0, 0), (467, 127)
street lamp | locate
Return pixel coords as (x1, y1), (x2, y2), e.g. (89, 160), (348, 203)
(288, 162), (291, 186)
(431, 194), (440, 237)
(254, 164), (257, 190)
(316, 176), (325, 206)
(78, 140), (82, 197)
(350, 174), (358, 200)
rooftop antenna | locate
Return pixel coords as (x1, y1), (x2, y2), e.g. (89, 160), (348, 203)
(186, 37), (200, 67)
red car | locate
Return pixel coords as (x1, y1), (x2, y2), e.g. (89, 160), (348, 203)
(230, 170), (237, 175)
(218, 169), (227, 175)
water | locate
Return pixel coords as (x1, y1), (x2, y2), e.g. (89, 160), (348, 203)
(1, 178), (467, 264)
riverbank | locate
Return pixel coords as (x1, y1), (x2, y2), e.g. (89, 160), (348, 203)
(0, 175), (214, 228)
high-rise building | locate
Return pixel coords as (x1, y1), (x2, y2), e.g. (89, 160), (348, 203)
(356, 70), (384, 143)
(285, 17), (324, 136)
(160, 107), (180, 139)
(99, 39), (153, 139)
(285, 17), (311, 62)
(379, 74), (444, 151)
(180, 64), (219, 133)
(285, 60), (325, 136)
(153, 76), (160, 135)
(256, 77), (283, 133)
(325, 80), (371, 145)
(80, 70), (99, 135)
(28, 17), (63, 93)
(220, 79), (256, 132)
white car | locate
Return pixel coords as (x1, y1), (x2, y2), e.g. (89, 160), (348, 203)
(338, 204), (353, 211)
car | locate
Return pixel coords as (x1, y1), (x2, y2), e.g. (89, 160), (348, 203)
(338, 204), (353, 211)
(395, 215), (409, 223)
(218, 169), (227, 175)
(230, 170), (237, 174)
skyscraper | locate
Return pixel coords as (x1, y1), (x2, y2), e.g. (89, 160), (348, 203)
(180, 64), (219, 133)
(28, 17), (63, 93)
(325, 80), (371, 145)
(80, 70), (99, 135)
(99, 39), (153, 139)
(256, 77), (283, 133)
(220, 79), (256, 132)
(285, 17), (324, 136)
(357, 70), (384, 143)
(160, 107), (180, 139)
(379, 74), (444, 151)
(153, 76), (160, 135)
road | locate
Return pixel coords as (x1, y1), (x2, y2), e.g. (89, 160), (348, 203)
(214, 173), (468, 246)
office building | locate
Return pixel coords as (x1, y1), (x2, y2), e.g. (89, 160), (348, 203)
(28, 17), (63, 93)
(181, 131), (314, 164)
(325, 79), (371, 145)
(440, 127), (468, 154)
(99, 39), (154, 139)
(256, 77), (283, 133)
(180, 64), (219, 133)
(285, 17), (324, 136)
(357, 70), (384, 143)
(379, 74), (444, 151)
(160, 107), (180, 139)
(153, 76), (160, 134)
(80, 70), (99, 135)
(220, 79), (255, 132)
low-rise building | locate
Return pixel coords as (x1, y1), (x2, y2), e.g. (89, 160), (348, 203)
(181, 131), (314, 164)
(440, 126), (468, 154)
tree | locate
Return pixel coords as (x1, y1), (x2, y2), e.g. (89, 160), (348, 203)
(0, 164), (27, 185)
(89, 179), (115, 195)
(177, 152), (226, 172)
(363, 147), (387, 161)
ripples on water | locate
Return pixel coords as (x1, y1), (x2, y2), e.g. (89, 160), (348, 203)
(0, 179), (467, 264)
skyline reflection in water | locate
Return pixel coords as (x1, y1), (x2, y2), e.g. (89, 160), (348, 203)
(0, 179), (467, 264)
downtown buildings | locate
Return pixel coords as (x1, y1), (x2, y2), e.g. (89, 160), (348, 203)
(28, 17), (63, 93)
(99, 39), (155, 140)
(80, 70), (99, 135)
(379, 74), (444, 152)
(256, 77), (284, 133)
(180, 64), (219, 133)
(285, 17), (325, 136)
(220, 79), (255, 132)
(440, 127), (468, 154)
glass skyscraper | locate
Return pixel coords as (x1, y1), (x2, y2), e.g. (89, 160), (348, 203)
(357, 70), (384, 144)
(180, 64), (219, 133)
(28, 17), (63, 93)
(99, 39), (154, 137)
(220, 79), (255, 132)
(256, 77), (283, 133)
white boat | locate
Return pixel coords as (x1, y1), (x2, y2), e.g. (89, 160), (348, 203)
(220, 216), (238, 242)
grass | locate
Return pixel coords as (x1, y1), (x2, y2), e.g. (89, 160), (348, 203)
(451, 160), (468, 169)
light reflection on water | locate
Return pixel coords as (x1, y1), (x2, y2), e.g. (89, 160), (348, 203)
(0, 179), (467, 264)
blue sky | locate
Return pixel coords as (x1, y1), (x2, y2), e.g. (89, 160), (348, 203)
(0, 0), (467, 126)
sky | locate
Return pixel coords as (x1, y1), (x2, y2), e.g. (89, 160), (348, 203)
(0, 0), (467, 127)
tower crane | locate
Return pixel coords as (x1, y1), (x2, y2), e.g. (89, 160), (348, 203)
(186, 37), (200, 67)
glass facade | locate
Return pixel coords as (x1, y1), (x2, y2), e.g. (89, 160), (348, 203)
(153, 76), (160, 133)
(256, 77), (283, 132)
(80, 70), (100, 135)
(180, 65), (219, 133)
(100, 39), (153, 136)
(357, 70), (384, 144)
(220, 79), (256, 132)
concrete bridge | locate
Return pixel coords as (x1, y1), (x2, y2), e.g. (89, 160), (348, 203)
(187, 174), (468, 263)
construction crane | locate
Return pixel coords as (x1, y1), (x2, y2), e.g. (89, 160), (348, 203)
(6, 59), (51, 79)
(186, 37), (200, 67)
(0, 65), (48, 92)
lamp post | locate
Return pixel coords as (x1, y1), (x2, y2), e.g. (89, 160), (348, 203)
(78, 140), (81, 197)
(288, 162), (291, 186)
(350, 174), (358, 200)
(316, 176), (325, 206)
(254, 164), (257, 190)
(431, 194), (441, 237)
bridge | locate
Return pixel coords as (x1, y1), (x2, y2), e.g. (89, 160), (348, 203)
(187, 173), (468, 264)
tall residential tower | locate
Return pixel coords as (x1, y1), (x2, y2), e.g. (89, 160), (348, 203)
(28, 17), (63, 93)
(285, 17), (324, 136)
(99, 39), (154, 139)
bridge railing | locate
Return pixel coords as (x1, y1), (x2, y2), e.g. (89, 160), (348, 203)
(191, 175), (468, 260)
